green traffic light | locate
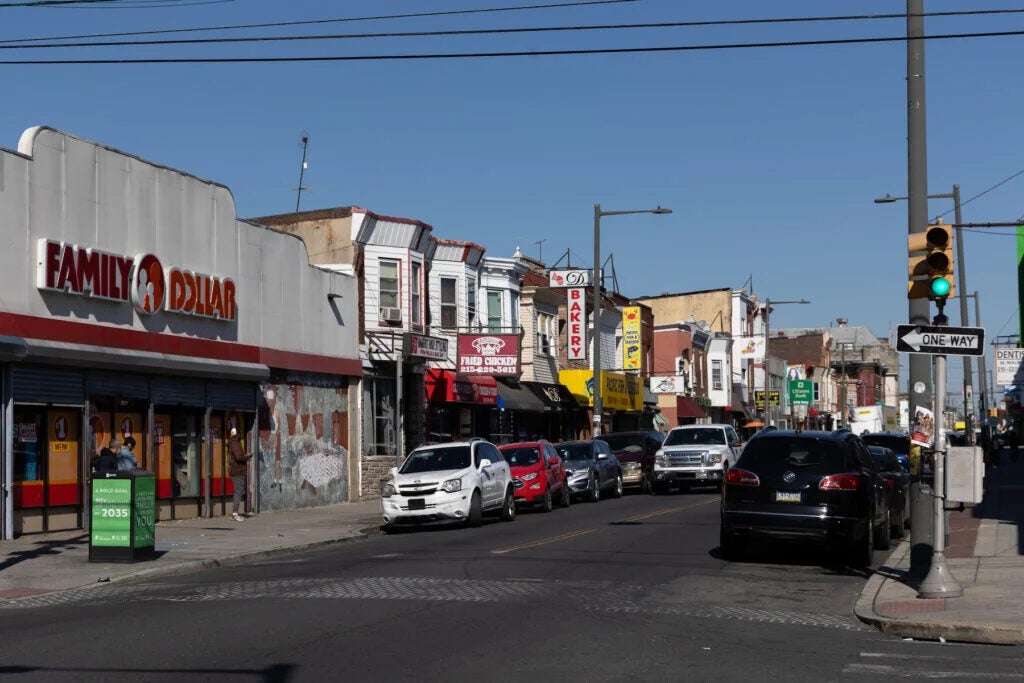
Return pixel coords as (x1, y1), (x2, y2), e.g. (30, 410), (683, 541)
(930, 276), (951, 297)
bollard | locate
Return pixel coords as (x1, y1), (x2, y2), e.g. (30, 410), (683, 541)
(909, 480), (935, 576)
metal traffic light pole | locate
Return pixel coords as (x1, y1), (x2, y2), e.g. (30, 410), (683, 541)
(918, 302), (963, 599)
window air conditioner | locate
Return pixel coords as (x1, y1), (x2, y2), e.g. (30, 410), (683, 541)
(380, 307), (402, 323)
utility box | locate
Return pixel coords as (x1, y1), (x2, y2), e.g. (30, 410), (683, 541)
(89, 471), (157, 563)
(946, 446), (984, 504)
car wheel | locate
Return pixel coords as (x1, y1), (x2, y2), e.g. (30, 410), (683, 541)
(720, 523), (743, 561)
(559, 481), (571, 508)
(466, 491), (483, 528)
(587, 474), (600, 503)
(875, 507), (892, 551)
(499, 488), (516, 522)
(640, 474), (651, 495)
(849, 515), (874, 567)
(541, 488), (553, 513)
(611, 474), (624, 498)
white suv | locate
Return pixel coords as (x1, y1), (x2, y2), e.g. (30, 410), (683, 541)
(381, 439), (517, 530)
(652, 424), (743, 493)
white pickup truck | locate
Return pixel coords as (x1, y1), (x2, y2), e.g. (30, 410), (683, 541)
(652, 423), (744, 493)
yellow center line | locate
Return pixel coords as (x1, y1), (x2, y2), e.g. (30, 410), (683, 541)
(492, 528), (597, 554)
(493, 497), (718, 554)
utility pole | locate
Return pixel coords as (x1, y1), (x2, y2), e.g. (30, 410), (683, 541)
(907, 0), (932, 431)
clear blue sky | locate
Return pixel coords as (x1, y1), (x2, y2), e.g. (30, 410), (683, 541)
(3, 0), (1022, 401)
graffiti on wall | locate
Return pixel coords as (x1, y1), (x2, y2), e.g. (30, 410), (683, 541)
(258, 379), (350, 510)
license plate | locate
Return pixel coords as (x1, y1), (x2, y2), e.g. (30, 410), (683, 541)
(408, 498), (426, 510)
(775, 491), (801, 503)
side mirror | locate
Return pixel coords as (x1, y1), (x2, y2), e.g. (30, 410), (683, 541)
(388, 467), (398, 477)
(597, 453), (608, 460)
(479, 458), (492, 469)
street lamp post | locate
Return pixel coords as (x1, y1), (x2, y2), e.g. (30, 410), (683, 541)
(592, 204), (672, 437)
(762, 297), (810, 427)
(875, 185), (973, 442)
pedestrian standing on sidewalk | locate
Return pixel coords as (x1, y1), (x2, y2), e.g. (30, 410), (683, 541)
(228, 427), (252, 522)
(117, 436), (139, 471)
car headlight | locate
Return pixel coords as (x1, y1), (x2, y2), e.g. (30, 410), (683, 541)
(706, 453), (723, 465)
(622, 461), (641, 470)
(655, 454), (667, 467)
(382, 482), (396, 498)
(566, 467), (588, 478)
(521, 472), (538, 481)
(441, 478), (462, 493)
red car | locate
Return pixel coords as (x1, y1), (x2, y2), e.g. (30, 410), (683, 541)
(498, 440), (571, 512)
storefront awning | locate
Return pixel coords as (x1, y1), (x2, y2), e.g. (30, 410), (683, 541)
(676, 396), (707, 419)
(521, 381), (577, 410)
(425, 369), (498, 405)
(495, 378), (546, 412)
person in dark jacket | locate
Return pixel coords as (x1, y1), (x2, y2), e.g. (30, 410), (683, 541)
(93, 439), (119, 476)
(228, 427), (252, 521)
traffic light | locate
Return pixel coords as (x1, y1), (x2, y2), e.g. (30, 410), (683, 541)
(908, 222), (955, 300)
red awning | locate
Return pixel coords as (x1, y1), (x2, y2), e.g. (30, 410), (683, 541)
(425, 369), (498, 405)
(676, 396), (707, 419)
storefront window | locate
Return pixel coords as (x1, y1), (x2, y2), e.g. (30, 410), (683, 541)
(172, 413), (201, 498)
(14, 410), (43, 487)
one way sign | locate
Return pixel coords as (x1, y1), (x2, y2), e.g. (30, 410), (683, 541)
(896, 324), (985, 356)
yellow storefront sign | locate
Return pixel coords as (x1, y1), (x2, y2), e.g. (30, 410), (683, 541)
(622, 306), (641, 370)
(559, 370), (643, 411)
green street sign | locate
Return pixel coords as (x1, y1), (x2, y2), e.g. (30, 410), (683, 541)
(789, 379), (814, 405)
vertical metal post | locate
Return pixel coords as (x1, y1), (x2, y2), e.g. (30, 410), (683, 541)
(919, 310), (963, 597)
(1, 366), (10, 540)
(952, 185), (974, 443)
(763, 300), (770, 426)
(593, 204), (603, 438)
(975, 292), (988, 422)
(907, 0), (933, 447)
(396, 331), (405, 465)
(204, 408), (212, 519)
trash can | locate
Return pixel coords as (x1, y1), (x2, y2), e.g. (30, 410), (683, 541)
(89, 470), (157, 563)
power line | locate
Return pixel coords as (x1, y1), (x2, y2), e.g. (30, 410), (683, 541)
(0, 0), (213, 6)
(11, 8), (1024, 50)
(6, 7), (1024, 48)
(0, 0), (637, 43)
(3, 27), (1024, 64)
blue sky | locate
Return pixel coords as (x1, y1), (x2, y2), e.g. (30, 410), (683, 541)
(2, 0), (1022, 401)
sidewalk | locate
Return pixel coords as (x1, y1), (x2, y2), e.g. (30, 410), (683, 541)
(855, 449), (1024, 645)
(0, 499), (383, 604)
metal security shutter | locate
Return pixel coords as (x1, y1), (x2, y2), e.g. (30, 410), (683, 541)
(206, 380), (257, 411)
(150, 377), (207, 407)
(12, 366), (85, 405)
(86, 371), (150, 399)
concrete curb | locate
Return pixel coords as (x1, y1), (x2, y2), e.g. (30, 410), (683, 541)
(0, 525), (380, 606)
(854, 541), (1024, 645)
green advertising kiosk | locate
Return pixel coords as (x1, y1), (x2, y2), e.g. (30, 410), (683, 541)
(89, 471), (157, 563)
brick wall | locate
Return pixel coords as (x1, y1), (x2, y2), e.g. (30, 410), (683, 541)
(361, 455), (398, 500)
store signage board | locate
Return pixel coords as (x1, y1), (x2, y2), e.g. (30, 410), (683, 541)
(995, 347), (1024, 387)
(896, 324), (985, 356)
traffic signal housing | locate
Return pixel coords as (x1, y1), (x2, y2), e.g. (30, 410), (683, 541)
(908, 222), (955, 300)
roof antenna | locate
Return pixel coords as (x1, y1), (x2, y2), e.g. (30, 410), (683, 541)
(294, 132), (310, 213)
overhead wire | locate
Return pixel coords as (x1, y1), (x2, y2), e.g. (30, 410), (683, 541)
(0, 0), (214, 6)
(9, 8), (1024, 49)
(2, 5), (1024, 46)
(0, 0), (638, 43)
(3, 27), (1024, 64)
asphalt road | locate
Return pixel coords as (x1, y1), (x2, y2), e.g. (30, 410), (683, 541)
(2, 488), (1023, 682)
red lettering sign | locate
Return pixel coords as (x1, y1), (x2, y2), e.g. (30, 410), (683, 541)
(567, 287), (587, 360)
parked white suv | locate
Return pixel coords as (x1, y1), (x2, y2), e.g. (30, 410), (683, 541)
(652, 424), (743, 493)
(381, 439), (517, 530)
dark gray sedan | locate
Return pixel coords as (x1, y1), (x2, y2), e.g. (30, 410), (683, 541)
(555, 439), (623, 502)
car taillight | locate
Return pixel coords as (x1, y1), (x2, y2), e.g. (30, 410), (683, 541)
(819, 474), (861, 490)
(725, 468), (759, 486)
(885, 479), (894, 489)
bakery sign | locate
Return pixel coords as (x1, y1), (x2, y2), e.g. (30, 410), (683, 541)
(36, 239), (237, 321)
(457, 333), (520, 376)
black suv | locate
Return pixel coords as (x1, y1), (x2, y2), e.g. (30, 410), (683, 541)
(720, 429), (891, 566)
(600, 430), (665, 494)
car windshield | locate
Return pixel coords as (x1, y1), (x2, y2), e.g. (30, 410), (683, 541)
(399, 446), (471, 474)
(500, 446), (541, 466)
(601, 434), (644, 453)
(556, 443), (592, 461)
(737, 437), (848, 476)
(664, 428), (726, 446)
